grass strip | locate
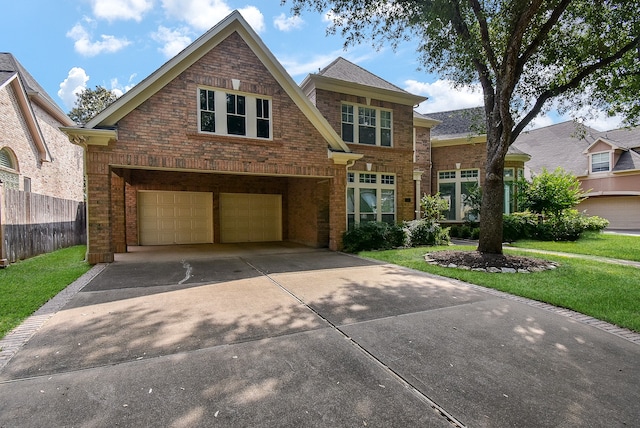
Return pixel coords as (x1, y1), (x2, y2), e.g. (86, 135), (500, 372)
(509, 232), (640, 261)
(0, 246), (89, 339)
(361, 246), (640, 332)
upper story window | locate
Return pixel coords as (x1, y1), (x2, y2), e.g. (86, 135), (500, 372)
(590, 152), (610, 173)
(341, 103), (392, 147)
(198, 88), (271, 139)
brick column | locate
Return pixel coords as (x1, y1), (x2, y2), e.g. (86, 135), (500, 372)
(328, 163), (347, 251)
(86, 170), (113, 264)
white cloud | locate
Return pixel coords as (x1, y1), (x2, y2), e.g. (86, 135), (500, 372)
(152, 26), (193, 58)
(67, 23), (131, 56)
(406, 79), (483, 114)
(58, 67), (90, 109)
(273, 13), (304, 32)
(109, 74), (137, 97)
(91, 0), (153, 22)
(161, 0), (265, 33)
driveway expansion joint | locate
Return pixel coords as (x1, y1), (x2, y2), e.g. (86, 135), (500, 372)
(240, 257), (468, 428)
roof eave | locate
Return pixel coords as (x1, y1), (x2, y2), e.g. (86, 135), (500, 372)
(60, 127), (118, 146)
(306, 74), (426, 107)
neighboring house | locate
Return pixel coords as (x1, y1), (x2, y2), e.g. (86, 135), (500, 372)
(513, 121), (640, 229)
(0, 53), (83, 199)
(0, 53), (85, 264)
(424, 107), (530, 222)
(61, 12), (532, 264)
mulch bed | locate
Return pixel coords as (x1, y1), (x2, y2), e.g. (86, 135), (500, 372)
(427, 250), (554, 270)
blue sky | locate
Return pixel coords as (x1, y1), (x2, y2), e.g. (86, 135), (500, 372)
(1, 0), (622, 130)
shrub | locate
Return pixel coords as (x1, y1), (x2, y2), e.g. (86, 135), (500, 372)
(420, 193), (449, 222)
(503, 211), (539, 242)
(504, 210), (610, 242)
(520, 167), (587, 217)
(449, 225), (460, 238)
(404, 219), (450, 246)
(582, 214), (609, 231)
(342, 222), (406, 253)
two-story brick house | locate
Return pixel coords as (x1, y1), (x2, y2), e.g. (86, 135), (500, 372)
(63, 12), (439, 263)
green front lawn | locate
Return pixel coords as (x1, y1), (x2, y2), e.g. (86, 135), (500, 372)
(361, 244), (640, 332)
(0, 246), (90, 340)
(509, 231), (640, 261)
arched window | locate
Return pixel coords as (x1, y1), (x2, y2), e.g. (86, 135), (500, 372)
(0, 147), (15, 170)
(0, 147), (20, 189)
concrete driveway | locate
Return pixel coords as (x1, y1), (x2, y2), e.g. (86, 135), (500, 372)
(1, 243), (638, 427)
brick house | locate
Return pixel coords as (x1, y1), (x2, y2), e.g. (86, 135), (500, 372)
(62, 12), (531, 264)
(425, 107), (530, 222)
(0, 53), (83, 200)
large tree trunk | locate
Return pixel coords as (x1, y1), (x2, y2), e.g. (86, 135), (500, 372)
(478, 155), (505, 254)
(477, 118), (510, 254)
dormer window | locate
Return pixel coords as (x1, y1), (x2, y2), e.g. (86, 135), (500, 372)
(590, 152), (610, 173)
(198, 87), (271, 139)
(341, 103), (392, 147)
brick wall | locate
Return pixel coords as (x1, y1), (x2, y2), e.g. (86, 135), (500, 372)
(0, 85), (83, 201)
(313, 88), (418, 223)
(431, 142), (487, 193)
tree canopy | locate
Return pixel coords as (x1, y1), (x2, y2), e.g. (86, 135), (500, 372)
(287, 0), (640, 253)
(68, 86), (118, 125)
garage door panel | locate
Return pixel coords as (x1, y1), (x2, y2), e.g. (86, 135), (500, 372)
(139, 191), (213, 245)
(579, 196), (640, 229)
(220, 193), (282, 243)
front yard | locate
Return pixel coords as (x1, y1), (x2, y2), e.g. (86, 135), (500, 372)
(361, 233), (640, 332)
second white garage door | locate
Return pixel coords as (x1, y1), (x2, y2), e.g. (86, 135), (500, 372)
(219, 193), (282, 243)
(138, 191), (213, 245)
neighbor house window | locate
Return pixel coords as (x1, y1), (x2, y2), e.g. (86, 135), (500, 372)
(438, 169), (479, 221)
(0, 147), (19, 190)
(198, 88), (271, 139)
(591, 152), (610, 173)
(341, 103), (392, 147)
(347, 172), (396, 229)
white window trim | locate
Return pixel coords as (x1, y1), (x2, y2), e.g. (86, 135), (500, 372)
(437, 169), (480, 222)
(197, 87), (272, 140)
(341, 102), (393, 147)
(347, 171), (396, 226)
(590, 151), (611, 174)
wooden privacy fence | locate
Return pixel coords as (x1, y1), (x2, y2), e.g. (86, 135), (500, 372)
(0, 187), (86, 265)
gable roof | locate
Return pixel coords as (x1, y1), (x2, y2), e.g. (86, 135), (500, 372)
(512, 121), (599, 176)
(0, 55), (56, 162)
(0, 53), (73, 126)
(513, 121), (640, 175)
(318, 57), (409, 93)
(74, 11), (350, 153)
(596, 127), (640, 150)
(428, 107), (486, 139)
(300, 57), (426, 106)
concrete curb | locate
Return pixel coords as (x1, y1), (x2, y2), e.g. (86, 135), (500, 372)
(0, 263), (108, 373)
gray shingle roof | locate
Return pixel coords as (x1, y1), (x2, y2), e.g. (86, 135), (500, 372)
(318, 57), (411, 95)
(512, 121), (604, 176)
(597, 127), (640, 150)
(0, 53), (68, 118)
(427, 107), (486, 138)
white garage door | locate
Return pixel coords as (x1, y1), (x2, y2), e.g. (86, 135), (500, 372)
(138, 191), (213, 245)
(578, 196), (640, 229)
(219, 193), (282, 243)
